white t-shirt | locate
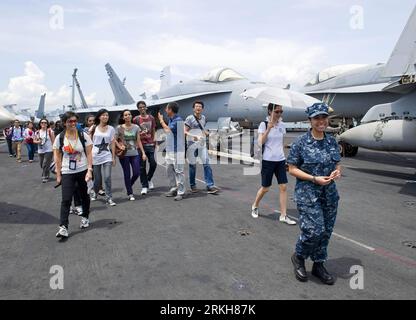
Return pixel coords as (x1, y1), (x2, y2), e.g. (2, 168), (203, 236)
(53, 132), (93, 174)
(92, 126), (115, 165)
(258, 119), (286, 162)
(37, 129), (53, 154)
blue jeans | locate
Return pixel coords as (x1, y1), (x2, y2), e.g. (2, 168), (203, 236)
(93, 161), (113, 200)
(26, 143), (35, 161)
(188, 145), (214, 189)
(119, 155), (140, 195)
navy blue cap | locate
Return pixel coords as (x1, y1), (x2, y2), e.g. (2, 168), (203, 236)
(306, 103), (329, 118)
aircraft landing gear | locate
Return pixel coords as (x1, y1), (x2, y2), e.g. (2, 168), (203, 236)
(339, 141), (358, 157)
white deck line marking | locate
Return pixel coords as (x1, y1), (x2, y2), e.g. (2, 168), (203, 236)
(162, 161), (376, 252)
(283, 213), (376, 251)
(160, 164), (205, 184)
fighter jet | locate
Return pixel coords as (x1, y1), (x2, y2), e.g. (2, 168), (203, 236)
(0, 105), (15, 129)
(304, 6), (416, 156)
(77, 64), (311, 133)
(2, 94), (47, 125)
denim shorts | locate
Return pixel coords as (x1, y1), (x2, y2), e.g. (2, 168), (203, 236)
(261, 160), (288, 187)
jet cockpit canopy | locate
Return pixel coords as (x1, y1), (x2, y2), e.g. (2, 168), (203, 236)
(201, 67), (246, 83)
(306, 64), (368, 86)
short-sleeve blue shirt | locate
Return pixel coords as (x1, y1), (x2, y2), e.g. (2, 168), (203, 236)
(167, 114), (184, 153)
(287, 130), (341, 205)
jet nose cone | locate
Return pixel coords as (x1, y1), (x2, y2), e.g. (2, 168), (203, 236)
(339, 125), (364, 145)
(0, 108), (15, 127)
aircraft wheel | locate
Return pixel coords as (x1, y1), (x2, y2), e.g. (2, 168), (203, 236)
(339, 142), (358, 157)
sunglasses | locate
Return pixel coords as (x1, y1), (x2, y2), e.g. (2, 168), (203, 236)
(67, 120), (77, 124)
(40, 122), (47, 124)
(274, 110), (283, 114)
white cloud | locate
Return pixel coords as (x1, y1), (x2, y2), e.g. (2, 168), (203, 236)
(85, 35), (327, 90)
(139, 78), (161, 96)
(0, 61), (96, 111)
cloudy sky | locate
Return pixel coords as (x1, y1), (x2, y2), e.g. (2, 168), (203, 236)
(0, 0), (415, 111)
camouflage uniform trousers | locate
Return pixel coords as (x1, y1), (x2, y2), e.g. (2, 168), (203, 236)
(295, 197), (338, 262)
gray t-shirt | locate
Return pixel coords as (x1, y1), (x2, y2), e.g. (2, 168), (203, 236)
(37, 129), (53, 154)
(185, 114), (206, 145)
(92, 126), (115, 165)
(116, 125), (140, 157)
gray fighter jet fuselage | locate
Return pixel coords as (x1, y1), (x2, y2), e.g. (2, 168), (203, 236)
(303, 6), (416, 154)
(78, 67), (308, 128)
(304, 64), (404, 119)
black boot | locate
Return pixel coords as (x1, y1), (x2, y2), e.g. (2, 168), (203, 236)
(312, 262), (335, 285)
(291, 253), (308, 282)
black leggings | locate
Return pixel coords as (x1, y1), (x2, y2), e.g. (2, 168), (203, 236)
(60, 170), (90, 228)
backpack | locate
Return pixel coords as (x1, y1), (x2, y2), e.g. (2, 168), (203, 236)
(261, 121), (268, 154)
(58, 128), (86, 155)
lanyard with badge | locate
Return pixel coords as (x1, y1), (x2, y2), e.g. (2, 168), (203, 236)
(64, 130), (79, 171)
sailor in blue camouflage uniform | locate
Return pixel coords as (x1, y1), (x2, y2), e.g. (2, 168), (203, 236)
(287, 102), (342, 285)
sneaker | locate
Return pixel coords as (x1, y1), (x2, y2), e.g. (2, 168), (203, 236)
(207, 186), (219, 194)
(98, 190), (106, 196)
(174, 195), (183, 201)
(251, 207), (259, 218)
(29, 160), (33, 163)
(56, 226), (68, 238)
(74, 206), (83, 216)
(190, 186), (199, 193)
(165, 190), (177, 197)
(90, 193), (97, 201)
(80, 217), (90, 229)
(141, 187), (148, 195)
(148, 181), (154, 190)
(17, 159), (22, 163)
(128, 194), (135, 201)
(42, 178), (48, 183)
(9, 154), (13, 157)
(107, 199), (116, 206)
(279, 215), (297, 225)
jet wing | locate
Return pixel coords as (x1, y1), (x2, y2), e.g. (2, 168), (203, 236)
(76, 90), (232, 113)
(305, 83), (389, 94)
(147, 90), (232, 107)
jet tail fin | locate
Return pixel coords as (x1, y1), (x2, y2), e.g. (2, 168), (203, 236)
(382, 6), (416, 77)
(160, 66), (171, 92)
(36, 93), (46, 119)
(105, 63), (135, 106)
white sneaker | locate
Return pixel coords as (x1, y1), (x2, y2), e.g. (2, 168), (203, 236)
(128, 194), (135, 201)
(107, 199), (116, 206)
(80, 217), (90, 229)
(90, 193), (97, 201)
(148, 181), (154, 190)
(56, 226), (68, 238)
(251, 207), (259, 218)
(141, 188), (148, 195)
(279, 215), (297, 225)
(74, 206), (83, 216)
